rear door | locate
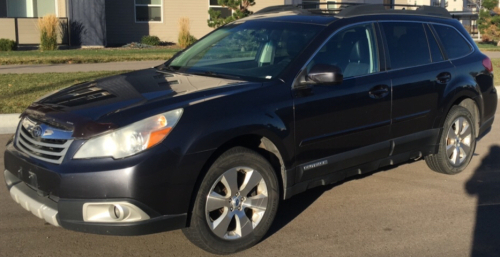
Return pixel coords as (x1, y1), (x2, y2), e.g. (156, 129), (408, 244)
(293, 22), (392, 182)
(380, 21), (454, 155)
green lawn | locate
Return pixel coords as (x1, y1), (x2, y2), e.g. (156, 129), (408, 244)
(0, 71), (128, 113)
(477, 42), (500, 52)
(493, 59), (500, 86)
(0, 59), (499, 114)
(0, 47), (181, 65)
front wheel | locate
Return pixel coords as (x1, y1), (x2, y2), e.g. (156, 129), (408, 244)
(425, 106), (476, 174)
(183, 147), (279, 254)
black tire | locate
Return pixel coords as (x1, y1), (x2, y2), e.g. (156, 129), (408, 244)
(425, 106), (477, 174)
(182, 147), (280, 255)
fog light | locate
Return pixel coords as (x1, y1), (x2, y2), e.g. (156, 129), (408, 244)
(110, 204), (129, 221)
(83, 202), (150, 223)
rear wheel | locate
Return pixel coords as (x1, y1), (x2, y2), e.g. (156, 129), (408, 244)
(425, 106), (476, 174)
(183, 147), (279, 254)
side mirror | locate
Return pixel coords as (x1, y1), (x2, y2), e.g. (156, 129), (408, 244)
(305, 64), (343, 85)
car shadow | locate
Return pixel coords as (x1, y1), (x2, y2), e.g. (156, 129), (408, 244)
(262, 164), (401, 241)
(466, 145), (500, 257)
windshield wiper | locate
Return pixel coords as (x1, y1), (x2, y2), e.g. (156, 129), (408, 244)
(191, 71), (241, 80)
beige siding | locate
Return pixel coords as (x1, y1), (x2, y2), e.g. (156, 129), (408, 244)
(250, 0), (285, 11)
(159, 0), (214, 44)
(57, 0), (67, 17)
(17, 19), (38, 44)
(0, 19), (16, 40)
(106, 0), (287, 46)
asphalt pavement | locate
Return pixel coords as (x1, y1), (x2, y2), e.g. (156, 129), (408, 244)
(0, 105), (499, 257)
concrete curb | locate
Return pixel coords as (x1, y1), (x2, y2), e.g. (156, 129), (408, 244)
(0, 113), (20, 134)
(1, 86), (499, 135)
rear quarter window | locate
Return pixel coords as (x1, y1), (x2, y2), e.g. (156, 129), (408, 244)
(432, 25), (472, 59)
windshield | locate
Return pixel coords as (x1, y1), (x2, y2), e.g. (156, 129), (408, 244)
(166, 21), (323, 81)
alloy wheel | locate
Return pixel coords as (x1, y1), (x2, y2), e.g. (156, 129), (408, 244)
(445, 117), (472, 166)
(205, 166), (268, 240)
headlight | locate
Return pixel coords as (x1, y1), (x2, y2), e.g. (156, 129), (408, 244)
(74, 109), (183, 159)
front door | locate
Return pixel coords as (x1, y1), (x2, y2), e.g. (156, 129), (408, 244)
(293, 23), (392, 182)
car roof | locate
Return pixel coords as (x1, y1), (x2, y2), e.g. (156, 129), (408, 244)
(242, 4), (452, 25)
(240, 10), (338, 26)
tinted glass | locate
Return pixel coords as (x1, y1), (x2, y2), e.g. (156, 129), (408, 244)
(424, 25), (444, 62)
(381, 22), (431, 69)
(168, 22), (323, 81)
(136, 6), (161, 22)
(433, 25), (472, 59)
(309, 23), (379, 78)
(135, 0), (161, 5)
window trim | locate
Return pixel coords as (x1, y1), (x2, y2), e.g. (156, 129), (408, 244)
(430, 23), (474, 61)
(208, 0), (233, 20)
(376, 20), (474, 72)
(134, 0), (163, 24)
(6, 0), (59, 18)
(293, 20), (475, 88)
(293, 21), (381, 89)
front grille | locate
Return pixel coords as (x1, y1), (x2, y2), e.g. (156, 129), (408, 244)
(15, 118), (73, 164)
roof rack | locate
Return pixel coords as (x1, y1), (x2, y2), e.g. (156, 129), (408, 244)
(255, 3), (451, 19)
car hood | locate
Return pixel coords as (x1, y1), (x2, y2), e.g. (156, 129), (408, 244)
(22, 68), (259, 139)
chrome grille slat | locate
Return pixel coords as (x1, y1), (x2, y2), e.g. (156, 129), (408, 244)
(15, 118), (73, 165)
(19, 129), (72, 148)
(17, 137), (65, 156)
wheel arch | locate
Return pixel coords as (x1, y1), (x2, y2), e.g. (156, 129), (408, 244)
(438, 83), (483, 138)
(185, 133), (289, 226)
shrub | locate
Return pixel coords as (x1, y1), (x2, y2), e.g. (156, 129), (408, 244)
(141, 35), (161, 46)
(37, 14), (59, 51)
(0, 39), (17, 51)
(178, 18), (197, 49)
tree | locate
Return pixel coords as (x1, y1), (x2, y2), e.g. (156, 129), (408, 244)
(478, 0), (500, 46)
(483, 0), (499, 9)
(208, 0), (256, 28)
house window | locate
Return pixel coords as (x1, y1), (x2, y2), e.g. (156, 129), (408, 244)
(7, 0), (57, 17)
(302, 0), (320, 9)
(135, 0), (162, 23)
(327, 1), (337, 9)
(209, 0), (232, 19)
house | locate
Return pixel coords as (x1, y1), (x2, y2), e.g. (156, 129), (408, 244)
(0, 0), (296, 47)
(11, 0), (485, 47)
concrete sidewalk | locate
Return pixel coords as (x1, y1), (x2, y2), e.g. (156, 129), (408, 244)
(0, 60), (164, 74)
(0, 52), (499, 74)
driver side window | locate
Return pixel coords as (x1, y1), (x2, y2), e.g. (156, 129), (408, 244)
(310, 23), (379, 78)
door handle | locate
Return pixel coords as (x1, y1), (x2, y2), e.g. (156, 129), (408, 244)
(436, 72), (452, 84)
(369, 85), (390, 99)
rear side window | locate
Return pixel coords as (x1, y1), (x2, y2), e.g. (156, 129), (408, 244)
(424, 25), (445, 63)
(432, 25), (472, 59)
(381, 22), (431, 70)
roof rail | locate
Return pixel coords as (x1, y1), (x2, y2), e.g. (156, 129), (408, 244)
(254, 4), (451, 19)
(334, 4), (451, 18)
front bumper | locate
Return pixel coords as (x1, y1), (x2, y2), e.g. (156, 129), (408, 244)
(5, 170), (59, 226)
(4, 169), (187, 236)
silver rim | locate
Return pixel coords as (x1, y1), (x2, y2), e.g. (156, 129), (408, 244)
(205, 167), (268, 240)
(446, 117), (472, 166)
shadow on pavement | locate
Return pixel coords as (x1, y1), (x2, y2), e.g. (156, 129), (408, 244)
(263, 166), (393, 241)
(466, 145), (500, 257)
